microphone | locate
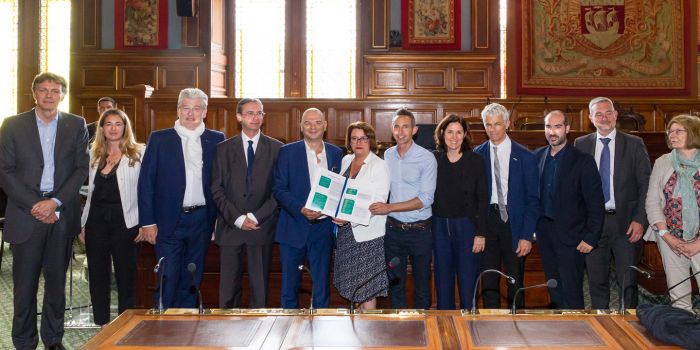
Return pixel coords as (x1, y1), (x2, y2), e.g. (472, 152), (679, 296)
(620, 265), (652, 315)
(350, 257), (400, 314)
(471, 269), (516, 314)
(154, 257), (166, 314)
(187, 263), (204, 315)
(298, 264), (314, 313)
(511, 279), (557, 315)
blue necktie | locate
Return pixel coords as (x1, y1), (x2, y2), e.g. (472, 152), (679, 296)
(599, 138), (611, 203)
(246, 140), (255, 193)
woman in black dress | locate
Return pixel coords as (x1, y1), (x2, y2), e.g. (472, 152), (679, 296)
(79, 109), (145, 325)
(432, 114), (489, 309)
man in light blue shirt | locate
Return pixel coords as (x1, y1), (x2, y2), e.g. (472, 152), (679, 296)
(370, 108), (437, 309)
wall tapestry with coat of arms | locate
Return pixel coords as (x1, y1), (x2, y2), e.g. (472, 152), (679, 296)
(517, 0), (691, 96)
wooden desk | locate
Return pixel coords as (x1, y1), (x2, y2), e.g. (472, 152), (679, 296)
(81, 309), (681, 349)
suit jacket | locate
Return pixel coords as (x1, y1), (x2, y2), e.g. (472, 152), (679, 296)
(535, 143), (605, 247)
(573, 131), (651, 226)
(273, 140), (343, 248)
(0, 109), (89, 244)
(212, 133), (283, 246)
(474, 139), (540, 251)
(81, 146), (145, 229)
(137, 128), (225, 236)
(340, 152), (390, 242)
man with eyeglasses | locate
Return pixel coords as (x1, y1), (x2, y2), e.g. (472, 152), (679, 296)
(535, 110), (605, 309)
(273, 107), (342, 308)
(0, 72), (89, 350)
(211, 98), (283, 308)
(574, 97), (651, 310)
(138, 88), (225, 308)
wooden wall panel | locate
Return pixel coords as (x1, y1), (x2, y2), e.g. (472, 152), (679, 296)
(263, 110), (296, 143)
(79, 0), (98, 48)
(328, 108), (364, 145)
(454, 69), (488, 89)
(160, 66), (199, 90)
(374, 69), (408, 90)
(121, 67), (157, 89)
(371, 0), (387, 49)
(81, 67), (116, 89)
(472, 0), (491, 49)
(414, 70), (447, 89)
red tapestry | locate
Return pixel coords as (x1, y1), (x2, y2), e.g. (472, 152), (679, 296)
(402, 0), (461, 50)
(114, 0), (168, 50)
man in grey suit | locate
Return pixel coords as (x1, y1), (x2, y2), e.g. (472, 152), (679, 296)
(211, 98), (283, 308)
(574, 97), (651, 310)
(0, 72), (89, 350)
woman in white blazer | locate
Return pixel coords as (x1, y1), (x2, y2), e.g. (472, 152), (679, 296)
(332, 122), (391, 310)
(645, 114), (700, 311)
(79, 108), (145, 325)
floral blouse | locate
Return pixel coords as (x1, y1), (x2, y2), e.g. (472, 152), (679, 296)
(662, 171), (700, 241)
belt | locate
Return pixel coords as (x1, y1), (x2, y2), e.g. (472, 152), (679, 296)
(40, 191), (53, 198)
(605, 209), (616, 215)
(182, 205), (205, 213)
(387, 216), (431, 231)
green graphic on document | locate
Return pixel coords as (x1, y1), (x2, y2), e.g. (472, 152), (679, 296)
(318, 176), (332, 188)
(340, 199), (355, 214)
(345, 188), (358, 195)
(311, 192), (328, 210)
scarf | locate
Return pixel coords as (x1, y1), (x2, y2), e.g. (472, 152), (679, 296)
(173, 119), (204, 171)
(670, 149), (700, 240)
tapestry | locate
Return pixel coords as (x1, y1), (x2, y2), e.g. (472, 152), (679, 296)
(402, 0), (461, 50)
(114, 0), (169, 50)
(517, 0), (691, 96)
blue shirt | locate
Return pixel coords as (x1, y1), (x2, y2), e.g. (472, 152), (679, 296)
(36, 111), (58, 192)
(384, 142), (437, 222)
(541, 145), (568, 219)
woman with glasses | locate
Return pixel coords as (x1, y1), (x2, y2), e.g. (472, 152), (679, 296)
(79, 109), (145, 325)
(332, 121), (390, 310)
(431, 114), (488, 309)
(645, 114), (700, 310)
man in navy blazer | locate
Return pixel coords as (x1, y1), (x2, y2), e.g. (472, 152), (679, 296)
(473, 103), (540, 308)
(535, 110), (605, 309)
(273, 108), (342, 308)
(138, 88), (224, 308)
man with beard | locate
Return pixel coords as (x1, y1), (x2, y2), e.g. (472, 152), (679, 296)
(534, 110), (605, 309)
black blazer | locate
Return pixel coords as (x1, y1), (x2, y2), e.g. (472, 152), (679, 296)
(573, 131), (651, 226)
(535, 143), (605, 247)
(0, 109), (89, 243)
(212, 133), (283, 246)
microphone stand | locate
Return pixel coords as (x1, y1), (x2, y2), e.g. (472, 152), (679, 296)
(511, 279), (557, 315)
(619, 265), (652, 315)
(471, 269), (516, 314)
(154, 257), (166, 314)
(298, 265), (314, 314)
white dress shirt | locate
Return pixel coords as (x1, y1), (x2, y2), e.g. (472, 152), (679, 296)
(594, 129), (617, 210)
(180, 136), (206, 207)
(234, 131), (262, 228)
(305, 140), (328, 187)
(489, 136), (511, 205)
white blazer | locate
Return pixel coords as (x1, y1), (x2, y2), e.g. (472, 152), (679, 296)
(81, 147), (144, 229)
(340, 152), (390, 242)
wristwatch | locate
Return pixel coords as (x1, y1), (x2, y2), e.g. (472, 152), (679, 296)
(657, 229), (669, 237)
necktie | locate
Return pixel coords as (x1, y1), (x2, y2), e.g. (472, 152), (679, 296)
(246, 140), (255, 194)
(599, 138), (611, 203)
(493, 146), (508, 222)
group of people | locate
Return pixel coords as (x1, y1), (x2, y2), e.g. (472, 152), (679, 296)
(1, 72), (700, 350)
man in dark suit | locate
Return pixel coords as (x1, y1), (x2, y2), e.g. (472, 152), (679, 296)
(273, 107), (342, 308)
(87, 96), (116, 143)
(574, 97), (651, 310)
(535, 110), (605, 309)
(138, 88), (224, 308)
(473, 103), (540, 308)
(0, 72), (89, 350)
(212, 98), (282, 308)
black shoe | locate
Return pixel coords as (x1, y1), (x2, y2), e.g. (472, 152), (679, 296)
(47, 343), (66, 350)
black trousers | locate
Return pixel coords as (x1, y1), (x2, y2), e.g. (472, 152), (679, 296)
(480, 206), (525, 308)
(12, 220), (72, 350)
(219, 243), (273, 308)
(85, 205), (138, 325)
(586, 213), (643, 309)
(384, 219), (433, 309)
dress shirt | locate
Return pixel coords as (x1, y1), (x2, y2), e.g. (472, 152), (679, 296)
(384, 141), (437, 222)
(36, 111), (58, 192)
(305, 140), (328, 187)
(541, 145), (568, 219)
(594, 129), (617, 210)
(179, 135), (206, 207)
(234, 131), (262, 228)
(489, 136), (511, 205)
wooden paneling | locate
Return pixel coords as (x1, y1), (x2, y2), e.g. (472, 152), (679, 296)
(374, 69), (407, 89)
(371, 0), (387, 49)
(414, 69), (447, 89)
(81, 67), (116, 89)
(120, 67), (157, 89)
(160, 66), (199, 90)
(328, 108), (364, 145)
(78, 0), (98, 48)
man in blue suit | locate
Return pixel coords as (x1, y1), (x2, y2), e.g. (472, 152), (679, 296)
(473, 103), (540, 309)
(535, 110), (605, 309)
(138, 88), (225, 308)
(273, 107), (342, 308)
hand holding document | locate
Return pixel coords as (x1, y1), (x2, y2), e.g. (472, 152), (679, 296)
(304, 168), (377, 226)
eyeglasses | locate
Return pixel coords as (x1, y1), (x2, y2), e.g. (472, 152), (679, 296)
(350, 136), (370, 143)
(242, 111), (265, 118)
(666, 129), (687, 136)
